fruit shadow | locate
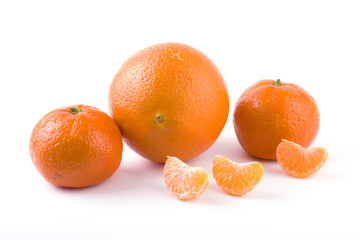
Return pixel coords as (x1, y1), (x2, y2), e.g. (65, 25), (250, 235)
(188, 136), (283, 200)
(103, 158), (167, 194)
(189, 136), (281, 175)
(57, 136), (334, 200)
(55, 156), (166, 196)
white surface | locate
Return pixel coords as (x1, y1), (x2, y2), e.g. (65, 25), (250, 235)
(1, 0), (359, 239)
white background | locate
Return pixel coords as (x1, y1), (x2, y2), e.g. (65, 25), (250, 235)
(1, 0), (359, 239)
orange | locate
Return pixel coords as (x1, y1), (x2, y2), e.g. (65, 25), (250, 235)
(109, 42), (229, 162)
(276, 139), (328, 178)
(29, 105), (123, 188)
(212, 155), (263, 196)
(163, 156), (209, 200)
(233, 79), (320, 160)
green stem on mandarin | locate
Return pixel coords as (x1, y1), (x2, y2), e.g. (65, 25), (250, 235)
(273, 79), (283, 86)
(70, 107), (82, 115)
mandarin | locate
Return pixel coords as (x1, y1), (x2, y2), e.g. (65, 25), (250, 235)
(233, 79), (320, 160)
(29, 105), (123, 188)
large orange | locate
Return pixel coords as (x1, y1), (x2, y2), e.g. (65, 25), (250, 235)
(29, 105), (123, 188)
(233, 79), (320, 160)
(109, 43), (229, 162)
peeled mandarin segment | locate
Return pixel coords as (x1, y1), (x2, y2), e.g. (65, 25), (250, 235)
(164, 156), (209, 200)
(276, 140), (328, 178)
(212, 155), (263, 196)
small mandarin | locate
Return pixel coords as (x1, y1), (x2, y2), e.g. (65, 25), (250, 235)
(29, 105), (123, 188)
(234, 79), (320, 160)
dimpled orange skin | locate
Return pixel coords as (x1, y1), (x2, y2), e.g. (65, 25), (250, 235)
(233, 79), (320, 160)
(29, 105), (123, 188)
(109, 43), (229, 162)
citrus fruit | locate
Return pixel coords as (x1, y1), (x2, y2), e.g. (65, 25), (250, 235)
(233, 79), (320, 160)
(164, 156), (209, 200)
(212, 155), (263, 196)
(109, 42), (229, 162)
(276, 139), (328, 178)
(29, 105), (123, 188)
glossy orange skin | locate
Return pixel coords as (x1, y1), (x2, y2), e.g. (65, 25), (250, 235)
(29, 105), (123, 188)
(109, 43), (229, 162)
(233, 80), (320, 160)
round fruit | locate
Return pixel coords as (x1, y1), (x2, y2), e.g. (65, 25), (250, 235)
(109, 42), (229, 162)
(29, 105), (123, 188)
(233, 79), (320, 160)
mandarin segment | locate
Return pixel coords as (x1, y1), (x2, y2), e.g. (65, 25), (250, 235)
(212, 155), (263, 196)
(276, 140), (328, 178)
(164, 156), (209, 200)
